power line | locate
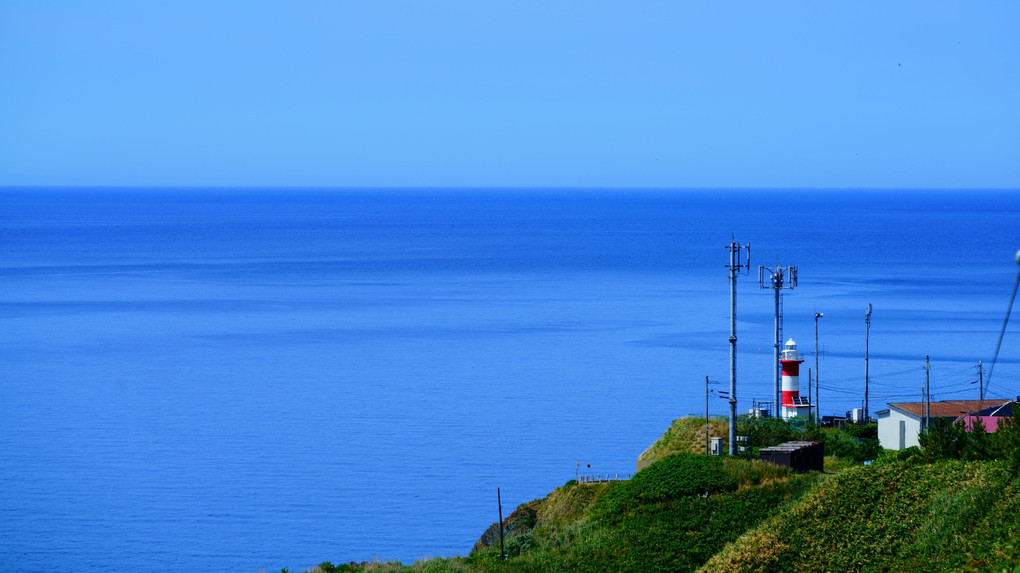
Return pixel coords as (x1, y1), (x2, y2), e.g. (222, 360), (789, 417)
(817, 384), (860, 395)
(931, 387), (983, 398)
(987, 251), (1020, 389)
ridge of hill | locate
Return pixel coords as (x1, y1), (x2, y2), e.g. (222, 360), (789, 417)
(638, 416), (730, 461)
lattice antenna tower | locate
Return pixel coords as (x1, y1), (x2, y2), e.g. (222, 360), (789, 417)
(725, 239), (750, 455)
(759, 264), (797, 419)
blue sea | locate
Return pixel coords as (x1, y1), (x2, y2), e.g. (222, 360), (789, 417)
(1, 188), (1019, 572)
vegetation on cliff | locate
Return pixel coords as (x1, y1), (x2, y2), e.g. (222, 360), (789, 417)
(702, 458), (1020, 572)
(296, 413), (1020, 573)
(638, 416), (730, 461)
(639, 414), (882, 465)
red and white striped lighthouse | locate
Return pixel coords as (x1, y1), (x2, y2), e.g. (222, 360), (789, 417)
(779, 338), (811, 419)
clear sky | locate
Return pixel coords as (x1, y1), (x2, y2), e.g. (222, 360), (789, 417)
(1, 1), (1017, 189)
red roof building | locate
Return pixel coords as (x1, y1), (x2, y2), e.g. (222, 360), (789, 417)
(877, 399), (1014, 450)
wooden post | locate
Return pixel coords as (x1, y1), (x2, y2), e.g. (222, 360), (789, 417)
(706, 375), (710, 454)
(497, 487), (505, 560)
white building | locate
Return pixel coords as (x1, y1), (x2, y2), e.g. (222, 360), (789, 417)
(877, 399), (1011, 450)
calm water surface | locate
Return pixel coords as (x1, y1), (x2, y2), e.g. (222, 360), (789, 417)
(1, 188), (1018, 572)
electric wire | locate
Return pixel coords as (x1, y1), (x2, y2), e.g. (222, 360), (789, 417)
(986, 264), (1020, 389)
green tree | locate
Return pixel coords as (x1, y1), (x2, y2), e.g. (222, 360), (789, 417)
(962, 416), (993, 460)
(991, 408), (1020, 478)
(919, 417), (967, 460)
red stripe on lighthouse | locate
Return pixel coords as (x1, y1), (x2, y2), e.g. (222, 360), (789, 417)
(781, 361), (800, 378)
(779, 338), (806, 418)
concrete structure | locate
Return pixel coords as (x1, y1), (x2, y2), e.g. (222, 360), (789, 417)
(779, 338), (811, 419)
(877, 399), (1012, 450)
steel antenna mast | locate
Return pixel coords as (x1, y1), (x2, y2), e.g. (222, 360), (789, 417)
(759, 263), (797, 419)
(726, 239), (750, 455)
(865, 303), (872, 422)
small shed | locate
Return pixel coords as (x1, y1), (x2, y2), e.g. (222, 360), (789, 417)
(759, 440), (824, 472)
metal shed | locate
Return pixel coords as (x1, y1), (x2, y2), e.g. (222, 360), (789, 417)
(759, 440), (824, 472)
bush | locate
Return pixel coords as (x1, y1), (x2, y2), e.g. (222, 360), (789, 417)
(844, 422), (878, 440)
(599, 453), (737, 516)
(920, 412), (1020, 469)
(504, 531), (536, 557)
(578, 469), (819, 573)
(737, 416), (800, 449)
(920, 417), (968, 460)
(737, 416), (881, 462)
(824, 431), (881, 462)
(896, 445), (923, 462)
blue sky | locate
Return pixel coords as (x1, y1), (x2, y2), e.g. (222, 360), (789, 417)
(1, 2), (1017, 189)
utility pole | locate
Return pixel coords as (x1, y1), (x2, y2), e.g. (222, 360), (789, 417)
(814, 312), (823, 423)
(865, 303), (872, 422)
(726, 239), (750, 455)
(978, 361), (985, 401)
(759, 264), (797, 420)
(924, 355), (931, 432)
(921, 385), (926, 433)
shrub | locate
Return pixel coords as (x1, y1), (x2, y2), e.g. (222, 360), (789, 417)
(992, 411), (1020, 477)
(737, 416), (800, 449)
(896, 445), (920, 460)
(600, 453), (736, 515)
(824, 431), (881, 462)
(504, 531), (536, 557)
(920, 413), (1020, 468)
(920, 417), (968, 460)
(719, 457), (792, 486)
(843, 422), (878, 440)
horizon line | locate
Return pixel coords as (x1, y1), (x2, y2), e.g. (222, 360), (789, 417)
(2, 185), (1019, 192)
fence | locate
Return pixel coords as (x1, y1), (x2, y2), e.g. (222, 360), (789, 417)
(577, 473), (631, 484)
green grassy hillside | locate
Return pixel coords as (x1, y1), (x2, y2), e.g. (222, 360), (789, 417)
(700, 458), (1020, 572)
(301, 453), (819, 573)
(463, 454), (818, 573)
(299, 416), (1020, 573)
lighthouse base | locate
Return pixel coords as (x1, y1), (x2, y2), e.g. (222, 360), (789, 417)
(781, 401), (813, 420)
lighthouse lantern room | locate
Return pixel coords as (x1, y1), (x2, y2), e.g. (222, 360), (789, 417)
(779, 338), (812, 419)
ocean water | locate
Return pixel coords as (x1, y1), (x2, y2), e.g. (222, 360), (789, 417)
(1, 188), (1018, 572)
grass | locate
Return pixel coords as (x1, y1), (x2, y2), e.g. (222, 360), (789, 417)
(465, 454), (820, 573)
(638, 416), (731, 462)
(296, 416), (1020, 573)
(699, 458), (1020, 572)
